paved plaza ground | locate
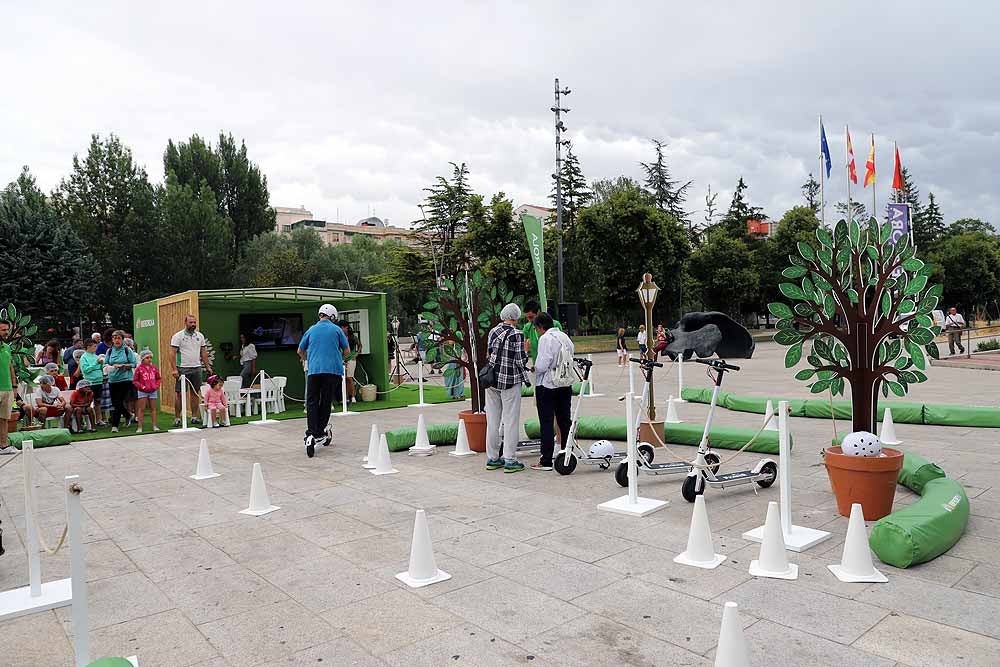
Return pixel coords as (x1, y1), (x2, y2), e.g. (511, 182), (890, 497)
(1, 342), (999, 666)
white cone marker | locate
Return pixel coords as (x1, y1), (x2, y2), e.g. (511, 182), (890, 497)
(363, 424), (379, 469)
(395, 509), (451, 588)
(190, 438), (221, 480)
(665, 395), (682, 424)
(763, 399), (778, 431)
(748, 501), (798, 579)
(879, 408), (901, 445)
(449, 419), (475, 457)
(371, 433), (398, 475)
(714, 601), (751, 667)
(828, 503), (888, 583)
(239, 463), (280, 516)
(409, 413), (435, 456)
(674, 495), (725, 569)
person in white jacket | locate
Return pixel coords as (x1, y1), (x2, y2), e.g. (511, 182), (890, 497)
(531, 312), (575, 471)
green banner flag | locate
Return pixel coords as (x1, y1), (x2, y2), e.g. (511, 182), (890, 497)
(521, 213), (547, 310)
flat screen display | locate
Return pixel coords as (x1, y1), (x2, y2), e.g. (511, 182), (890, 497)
(239, 313), (305, 350)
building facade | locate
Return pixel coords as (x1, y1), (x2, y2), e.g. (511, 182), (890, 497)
(274, 206), (417, 246)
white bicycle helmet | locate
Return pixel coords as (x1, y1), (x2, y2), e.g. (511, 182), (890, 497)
(841, 430), (882, 457)
(588, 439), (617, 460)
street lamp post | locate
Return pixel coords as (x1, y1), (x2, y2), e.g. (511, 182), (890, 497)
(636, 272), (659, 421)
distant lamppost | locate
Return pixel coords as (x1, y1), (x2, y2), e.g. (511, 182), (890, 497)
(637, 272), (659, 421)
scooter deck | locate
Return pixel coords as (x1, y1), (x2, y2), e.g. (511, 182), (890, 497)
(708, 470), (758, 484)
(516, 439), (541, 451)
(643, 461), (690, 474)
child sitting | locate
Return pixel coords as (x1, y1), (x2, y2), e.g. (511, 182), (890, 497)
(204, 375), (228, 427)
(12, 392), (33, 425)
(132, 350), (162, 433)
(34, 375), (66, 424)
(68, 380), (97, 433)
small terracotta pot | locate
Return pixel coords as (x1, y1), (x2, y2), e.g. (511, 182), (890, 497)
(459, 409), (487, 453)
(824, 446), (904, 520)
(6, 417), (18, 433)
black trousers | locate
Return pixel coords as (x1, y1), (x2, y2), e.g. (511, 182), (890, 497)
(306, 373), (341, 437)
(535, 385), (573, 466)
(109, 380), (133, 428)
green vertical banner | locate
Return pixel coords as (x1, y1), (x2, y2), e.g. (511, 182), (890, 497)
(521, 213), (547, 310)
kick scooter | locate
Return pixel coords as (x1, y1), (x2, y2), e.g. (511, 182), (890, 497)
(613, 356), (720, 487)
(680, 358), (777, 502)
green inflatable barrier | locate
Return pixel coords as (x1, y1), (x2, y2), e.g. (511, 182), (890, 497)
(922, 403), (1000, 428)
(8, 428), (72, 449)
(803, 399), (853, 420)
(520, 382), (587, 398)
(384, 423), (459, 452)
(522, 416), (786, 454)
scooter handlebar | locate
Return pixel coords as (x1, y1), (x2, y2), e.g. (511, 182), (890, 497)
(629, 357), (663, 367)
(694, 358), (741, 372)
(573, 357), (593, 368)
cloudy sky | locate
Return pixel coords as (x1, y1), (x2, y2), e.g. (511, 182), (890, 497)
(2, 1), (998, 229)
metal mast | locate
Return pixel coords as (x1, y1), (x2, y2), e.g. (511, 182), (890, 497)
(552, 78), (571, 305)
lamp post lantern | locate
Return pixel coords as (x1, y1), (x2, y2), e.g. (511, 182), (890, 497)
(637, 272), (659, 421)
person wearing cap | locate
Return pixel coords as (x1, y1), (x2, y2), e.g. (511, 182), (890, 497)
(484, 303), (530, 473)
(169, 314), (212, 427)
(44, 362), (68, 391)
(297, 303), (350, 457)
(68, 379), (97, 433)
(34, 375), (67, 424)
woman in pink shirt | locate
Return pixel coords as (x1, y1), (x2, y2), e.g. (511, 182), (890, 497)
(132, 350), (162, 433)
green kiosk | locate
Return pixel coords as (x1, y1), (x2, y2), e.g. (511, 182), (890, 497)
(132, 287), (389, 413)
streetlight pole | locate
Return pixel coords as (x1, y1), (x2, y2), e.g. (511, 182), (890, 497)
(637, 272), (659, 421)
(552, 78), (571, 305)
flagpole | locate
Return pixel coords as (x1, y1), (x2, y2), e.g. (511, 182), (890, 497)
(872, 133), (877, 221)
(846, 125), (852, 222)
(819, 115), (825, 226)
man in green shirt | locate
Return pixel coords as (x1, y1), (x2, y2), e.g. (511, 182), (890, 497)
(521, 301), (561, 365)
(0, 320), (19, 454)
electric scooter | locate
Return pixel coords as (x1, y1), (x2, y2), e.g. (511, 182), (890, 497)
(552, 358), (655, 474)
(613, 356), (721, 487)
(680, 358), (777, 502)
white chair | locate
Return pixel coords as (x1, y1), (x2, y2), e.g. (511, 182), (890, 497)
(198, 384), (231, 428)
(223, 379), (243, 418)
(226, 375), (243, 386)
(251, 378), (280, 416)
(271, 376), (287, 413)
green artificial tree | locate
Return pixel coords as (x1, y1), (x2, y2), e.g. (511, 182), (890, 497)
(419, 270), (517, 413)
(769, 218), (942, 433)
(1, 303), (37, 384)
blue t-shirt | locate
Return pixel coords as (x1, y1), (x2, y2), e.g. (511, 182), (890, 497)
(299, 319), (350, 376)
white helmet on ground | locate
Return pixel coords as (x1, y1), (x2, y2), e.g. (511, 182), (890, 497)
(841, 430), (882, 457)
(589, 439), (617, 460)
(319, 303), (338, 319)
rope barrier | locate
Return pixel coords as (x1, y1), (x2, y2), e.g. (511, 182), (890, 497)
(26, 479), (82, 556)
(643, 407), (779, 470)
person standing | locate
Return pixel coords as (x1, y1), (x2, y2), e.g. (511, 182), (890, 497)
(63, 335), (83, 380)
(616, 327), (628, 367)
(340, 320), (360, 403)
(485, 303), (530, 473)
(169, 315), (212, 427)
(944, 307), (967, 356)
(79, 338), (107, 426)
(521, 300), (561, 366)
(531, 313), (574, 471)
(298, 304), (350, 458)
(0, 319), (18, 454)
(636, 324), (648, 357)
(105, 330), (136, 432)
(238, 333), (257, 388)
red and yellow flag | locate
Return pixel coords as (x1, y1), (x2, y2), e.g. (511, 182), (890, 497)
(846, 127), (858, 184)
(864, 134), (876, 188)
(892, 143), (903, 190)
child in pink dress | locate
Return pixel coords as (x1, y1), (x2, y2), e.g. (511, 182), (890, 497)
(204, 375), (228, 427)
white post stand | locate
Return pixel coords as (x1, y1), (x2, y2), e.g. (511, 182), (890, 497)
(0, 441), (73, 622)
(168, 376), (200, 433)
(408, 360), (432, 407)
(675, 356), (687, 402)
(584, 354), (604, 397)
(742, 400), (831, 552)
(598, 392), (669, 517)
(627, 358), (635, 396)
(333, 372), (360, 417)
(249, 370), (279, 426)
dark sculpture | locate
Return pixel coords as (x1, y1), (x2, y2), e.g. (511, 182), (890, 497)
(662, 311), (755, 361)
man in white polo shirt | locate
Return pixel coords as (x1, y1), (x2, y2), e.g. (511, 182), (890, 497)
(170, 314), (213, 426)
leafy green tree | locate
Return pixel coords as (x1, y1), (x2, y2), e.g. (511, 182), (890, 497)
(946, 218), (995, 237)
(835, 201), (867, 222)
(236, 228), (324, 288)
(928, 231), (1000, 312)
(640, 139), (691, 223)
(688, 231), (759, 317)
(754, 206), (821, 317)
(769, 217), (942, 432)
(157, 175), (233, 293)
(914, 192), (945, 250)
(590, 176), (642, 205)
(52, 134), (159, 323)
(456, 193), (534, 298)
(550, 144), (590, 232)
(416, 162), (473, 277)
(369, 244), (438, 332)
(718, 177), (766, 239)
(801, 173), (821, 213)
(0, 303), (38, 383)
(0, 168), (94, 329)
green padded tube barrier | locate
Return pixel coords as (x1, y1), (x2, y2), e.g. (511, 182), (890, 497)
(8, 428), (72, 449)
(384, 423), (459, 452)
(922, 403), (1000, 428)
(521, 382), (586, 398)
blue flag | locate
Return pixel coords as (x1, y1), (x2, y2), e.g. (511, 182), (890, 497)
(820, 121), (832, 178)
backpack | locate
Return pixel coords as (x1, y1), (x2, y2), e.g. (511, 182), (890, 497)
(550, 334), (577, 388)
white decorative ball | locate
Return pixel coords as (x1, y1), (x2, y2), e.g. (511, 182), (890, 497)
(842, 431), (882, 457)
(588, 439), (617, 460)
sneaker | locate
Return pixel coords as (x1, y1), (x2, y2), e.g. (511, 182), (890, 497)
(530, 462), (553, 471)
(135, 427), (143, 434)
(324, 428), (333, 445)
(153, 426), (161, 432)
(503, 461), (525, 474)
(97, 421), (108, 427)
(305, 435), (315, 458)
(111, 427), (118, 433)
(0, 445), (18, 455)
(314, 435), (329, 448)
(173, 419), (181, 427)
(190, 417), (201, 425)
(219, 423), (228, 428)
(485, 458), (504, 470)
(88, 428), (97, 433)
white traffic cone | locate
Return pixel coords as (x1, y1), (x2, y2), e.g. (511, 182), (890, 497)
(674, 495), (725, 569)
(714, 601), (751, 667)
(449, 419), (475, 457)
(764, 399), (778, 431)
(665, 395), (682, 424)
(395, 509), (451, 588)
(190, 438), (221, 480)
(372, 433), (398, 475)
(363, 424), (378, 469)
(828, 503), (888, 583)
(879, 408), (901, 445)
(409, 413), (435, 456)
(239, 463), (280, 516)
(748, 501), (798, 579)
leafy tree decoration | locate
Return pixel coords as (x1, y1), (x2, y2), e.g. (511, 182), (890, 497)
(769, 218), (942, 432)
(1, 303), (38, 384)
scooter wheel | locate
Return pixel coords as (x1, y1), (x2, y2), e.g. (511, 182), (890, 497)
(637, 443), (655, 464)
(614, 461), (629, 487)
(553, 451), (577, 476)
(681, 474), (704, 503)
(756, 461), (778, 488)
(704, 452), (721, 475)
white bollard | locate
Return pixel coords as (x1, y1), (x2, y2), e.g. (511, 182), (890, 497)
(585, 354), (604, 397)
(25, 440), (41, 596)
(249, 371), (279, 425)
(676, 355), (687, 402)
(168, 376), (200, 433)
(742, 401), (830, 551)
(334, 373), (360, 417)
(597, 392), (668, 517)
(628, 358), (635, 396)
(409, 360), (432, 407)
(66, 476), (88, 667)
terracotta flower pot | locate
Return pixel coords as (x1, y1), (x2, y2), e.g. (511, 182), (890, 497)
(824, 446), (904, 520)
(459, 409), (487, 453)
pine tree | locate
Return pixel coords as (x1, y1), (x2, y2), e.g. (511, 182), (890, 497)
(801, 173), (821, 212)
(719, 177), (766, 239)
(915, 192), (945, 250)
(417, 162), (473, 276)
(550, 144), (591, 231)
(640, 139), (691, 223)
(835, 201), (868, 222)
(894, 166), (922, 217)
